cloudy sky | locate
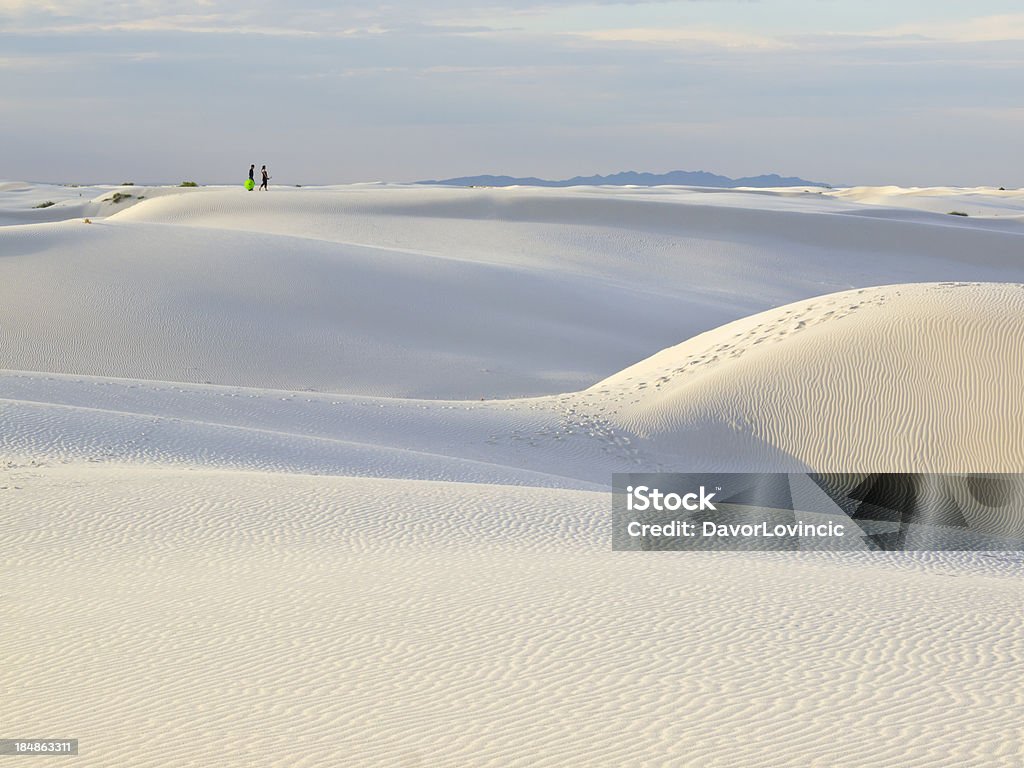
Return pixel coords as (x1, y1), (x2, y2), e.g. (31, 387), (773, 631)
(3, 1), (1024, 186)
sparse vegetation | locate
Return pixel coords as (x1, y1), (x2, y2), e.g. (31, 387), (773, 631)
(948, 211), (969, 217)
(83, 218), (91, 224)
(33, 201), (56, 208)
(179, 181), (198, 187)
(103, 192), (134, 204)
(120, 182), (134, 186)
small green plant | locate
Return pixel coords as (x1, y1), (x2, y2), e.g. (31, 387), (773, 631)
(136, 195), (146, 200)
(102, 192), (133, 203)
(120, 182), (134, 186)
(83, 218), (91, 224)
(179, 181), (198, 187)
(33, 201), (56, 208)
(948, 211), (969, 217)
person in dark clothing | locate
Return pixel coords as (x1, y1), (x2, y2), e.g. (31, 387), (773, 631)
(259, 165), (269, 191)
(249, 164), (255, 182)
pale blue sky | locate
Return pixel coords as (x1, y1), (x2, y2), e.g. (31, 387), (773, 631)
(2, 1), (1023, 185)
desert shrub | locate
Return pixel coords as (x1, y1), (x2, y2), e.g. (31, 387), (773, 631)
(121, 182), (134, 186)
(83, 218), (91, 224)
(179, 181), (198, 187)
(33, 201), (56, 208)
(111, 192), (133, 203)
(948, 211), (969, 217)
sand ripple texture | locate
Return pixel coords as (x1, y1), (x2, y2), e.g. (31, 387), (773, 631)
(2, 466), (1022, 768)
(0, 371), (650, 487)
(592, 282), (1024, 472)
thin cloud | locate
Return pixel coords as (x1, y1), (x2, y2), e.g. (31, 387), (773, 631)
(875, 13), (1024, 43)
(576, 26), (793, 50)
(0, 54), (65, 69)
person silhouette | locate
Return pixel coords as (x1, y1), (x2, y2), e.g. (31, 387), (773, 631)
(259, 165), (269, 191)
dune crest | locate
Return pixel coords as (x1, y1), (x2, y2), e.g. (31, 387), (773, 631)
(589, 283), (1024, 471)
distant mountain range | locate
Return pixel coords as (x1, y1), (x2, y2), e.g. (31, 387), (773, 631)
(417, 170), (831, 189)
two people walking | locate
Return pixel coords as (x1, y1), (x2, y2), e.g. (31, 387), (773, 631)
(248, 164), (270, 191)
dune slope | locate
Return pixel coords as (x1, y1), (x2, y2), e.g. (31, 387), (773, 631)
(589, 282), (1024, 472)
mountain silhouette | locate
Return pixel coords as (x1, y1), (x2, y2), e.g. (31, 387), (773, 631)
(417, 170), (831, 188)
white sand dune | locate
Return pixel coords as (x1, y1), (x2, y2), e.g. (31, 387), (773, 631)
(2, 183), (1022, 767)
(4, 183), (1024, 397)
(592, 282), (1024, 472)
(831, 185), (1024, 220)
(3, 282), (1023, 481)
(0, 181), (192, 226)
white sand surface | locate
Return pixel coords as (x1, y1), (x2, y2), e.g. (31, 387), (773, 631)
(4, 183), (1024, 397)
(1, 182), (1022, 766)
